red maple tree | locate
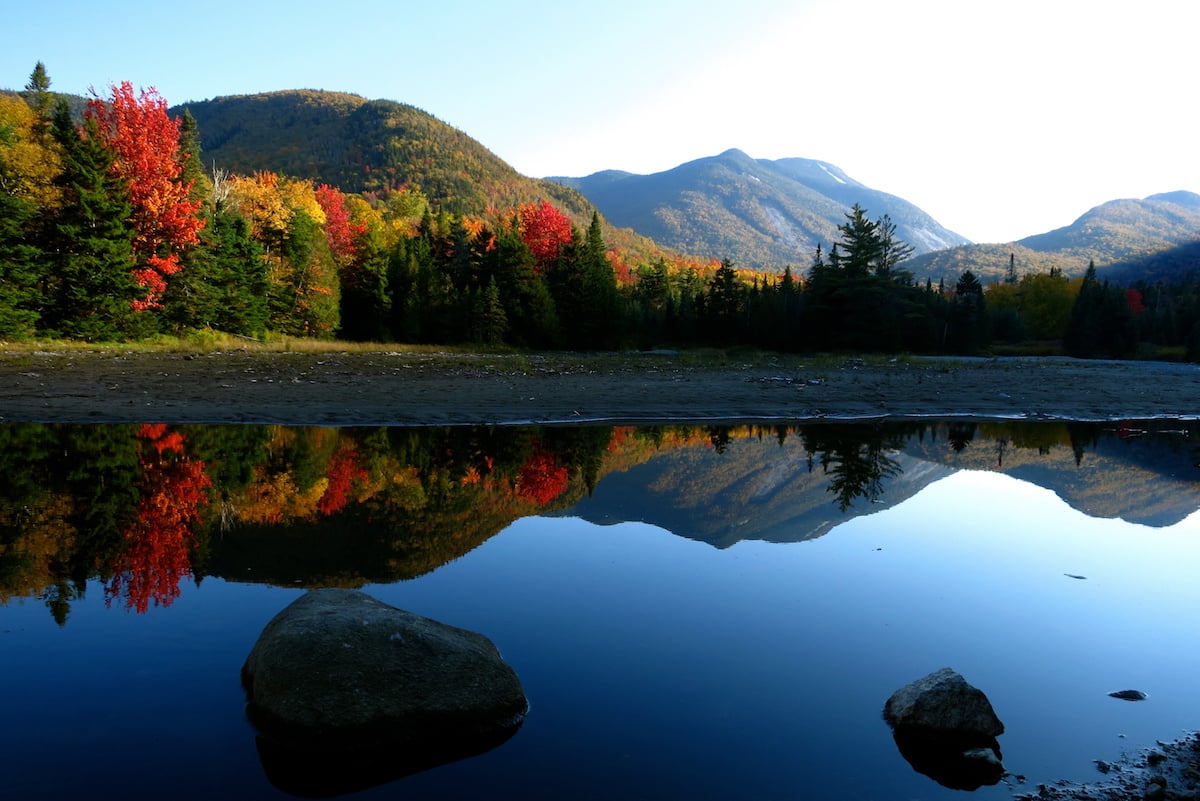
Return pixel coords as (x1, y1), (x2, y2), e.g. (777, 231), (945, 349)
(106, 424), (212, 613)
(88, 82), (205, 309)
(318, 443), (370, 516)
(315, 183), (367, 267)
(517, 447), (570, 506)
(516, 200), (574, 270)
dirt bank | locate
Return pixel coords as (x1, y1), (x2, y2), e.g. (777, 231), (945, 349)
(1, 350), (1198, 425)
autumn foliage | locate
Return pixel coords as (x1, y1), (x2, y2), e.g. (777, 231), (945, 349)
(105, 424), (212, 613)
(517, 200), (574, 269)
(517, 447), (570, 506)
(317, 443), (370, 516)
(315, 183), (367, 266)
(87, 82), (205, 309)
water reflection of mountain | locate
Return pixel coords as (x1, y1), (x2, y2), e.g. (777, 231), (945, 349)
(565, 421), (1200, 546)
(2, 420), (1197, 623)
(902, 421), (1200, 527)
(564, 436), (953, 548)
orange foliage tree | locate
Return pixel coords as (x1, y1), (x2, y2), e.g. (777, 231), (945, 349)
(87, 82), (205, 309)
(105, 424), (212, 613)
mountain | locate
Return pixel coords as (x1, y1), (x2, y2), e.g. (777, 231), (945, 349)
(563, 420), (1200, 550)
(564, 435), (951, 548)
(548, 149), (971, 270)
(170, 90), (660, 254)
(904, 191), (1200, 284)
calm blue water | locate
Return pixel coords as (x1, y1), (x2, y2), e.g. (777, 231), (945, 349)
(2, 424), (1198, 799)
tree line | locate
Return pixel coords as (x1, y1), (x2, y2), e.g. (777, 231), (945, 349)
(3, 64), (1199, 359)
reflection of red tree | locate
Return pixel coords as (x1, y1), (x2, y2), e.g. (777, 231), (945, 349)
(517, 448), (569, 506)
(106, 424), (211, 613)
(318, 444), (369, 516)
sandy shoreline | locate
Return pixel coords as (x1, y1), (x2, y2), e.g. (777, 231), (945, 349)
(1, 349), (1198, 425)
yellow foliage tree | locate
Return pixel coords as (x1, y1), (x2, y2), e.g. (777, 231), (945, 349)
(0, 94), (63, 209)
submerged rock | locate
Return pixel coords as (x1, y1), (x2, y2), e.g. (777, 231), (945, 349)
(883, 667), (1006, 790)
(242, 589), (528, 794)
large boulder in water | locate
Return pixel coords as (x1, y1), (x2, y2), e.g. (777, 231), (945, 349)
(884, 666), (1004, 737)
(883, 667), (1006, 790)
(242, 589), (527, 793)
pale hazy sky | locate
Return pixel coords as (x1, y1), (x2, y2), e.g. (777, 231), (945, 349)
(4, 0), (1194, 244)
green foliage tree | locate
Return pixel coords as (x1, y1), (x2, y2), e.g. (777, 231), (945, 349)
(946, 270), (989, 354)
(704, 259), (746, 342)
(469, 276), (508, 344)
(0, 187), (41, 338)
(271, 209), (340, 337)
(43, 101), (142, 340)
(490, 223), (558, 347)
(1064, 261), (1138, 358)
(21, 61), (54, 126)
(163, 204), (269, 336)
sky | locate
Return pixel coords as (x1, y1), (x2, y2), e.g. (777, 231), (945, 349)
(4, 0), (1196, 244)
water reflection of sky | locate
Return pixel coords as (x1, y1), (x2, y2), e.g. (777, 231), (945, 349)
(2, 470), (1198, 800)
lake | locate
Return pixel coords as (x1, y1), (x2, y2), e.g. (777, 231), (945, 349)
(1, 419), (1198, 799)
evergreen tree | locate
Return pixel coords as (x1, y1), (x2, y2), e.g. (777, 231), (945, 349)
(491, 224), (558, 346)
(836, 204), (881, 278)
(875, 214), (914, 283)
(270, 209), (340, 337)
(469, 276), (508, 344)
(43, 101), (141, 340)
(947, 270), (988, 354)
(21, 62), (54, 126)
(0, 188), (41, 337)
(704, 259), (745, 342)
(176, 109), (212, 202)
(1063, 261), (1105, 357)
(337, 225), (391, 342)
(163, 205), (269, 336)
(575, 212), (620, 347)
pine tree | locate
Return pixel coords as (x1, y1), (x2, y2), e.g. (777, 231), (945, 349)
(21, 62), (54, 125)
(163, 205), (268, 336)
(43, 101), (141, 340)
(836, 204), (881, 278)
(470, 276), (508, 344)
(0, 188), (41, 337)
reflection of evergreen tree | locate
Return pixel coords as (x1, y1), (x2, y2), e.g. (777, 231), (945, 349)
(947, 422), (977, 453)
(802, 424), (909, 511)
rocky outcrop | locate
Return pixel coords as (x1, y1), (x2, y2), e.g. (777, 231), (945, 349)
(242, 589), (528, 795)
(883, 667), (1006, 790)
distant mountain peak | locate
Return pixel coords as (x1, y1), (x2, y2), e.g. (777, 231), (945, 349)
(548, 150), (970, 270)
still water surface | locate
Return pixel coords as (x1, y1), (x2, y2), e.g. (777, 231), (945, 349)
(1, 420), (1197, 799)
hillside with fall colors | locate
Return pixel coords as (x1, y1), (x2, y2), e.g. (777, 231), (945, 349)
(4, 66), (1200, 359)
(172, 90), (665, 255)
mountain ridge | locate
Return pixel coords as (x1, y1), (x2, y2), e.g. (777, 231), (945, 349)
(549, 148), (971, 270)
(19, 85), (1192, 283)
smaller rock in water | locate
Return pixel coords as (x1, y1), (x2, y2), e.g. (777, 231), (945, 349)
(1108, 689), (1148, 701)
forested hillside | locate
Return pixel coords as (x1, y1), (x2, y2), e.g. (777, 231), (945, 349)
(3, 63), (1200, 362)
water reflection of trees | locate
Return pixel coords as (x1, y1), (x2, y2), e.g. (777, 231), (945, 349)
(802, 424), (912, 511)
(1, 419), (1196, 622)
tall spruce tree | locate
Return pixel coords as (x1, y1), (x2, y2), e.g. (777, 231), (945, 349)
(0, 187), (41, 337)
(44, 100), (141, 340)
